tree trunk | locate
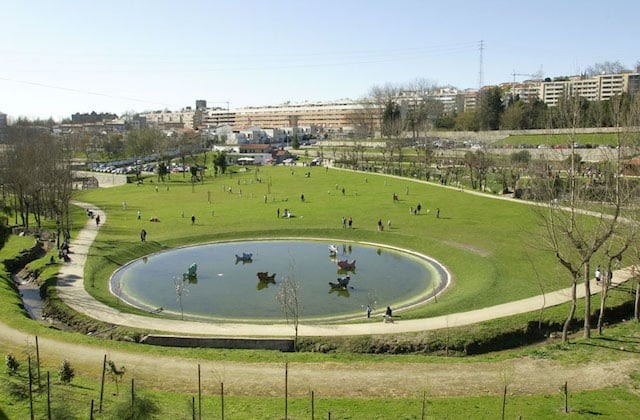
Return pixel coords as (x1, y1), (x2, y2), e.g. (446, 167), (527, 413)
(583, 265), (591, 339)
(634, 280), (639, 322)
(597, 276), (609, 335)
(562, 280), (577, 342)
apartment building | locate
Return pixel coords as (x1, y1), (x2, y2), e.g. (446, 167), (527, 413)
(463, 90), (479, 111)
(232, 100), (374, 135)
(141, 108), (196, 129)
(427, 88), (463, 114)
(540, 72), (639, 106)
(203, 108), (236, 127)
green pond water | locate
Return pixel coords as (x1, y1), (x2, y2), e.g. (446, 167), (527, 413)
(111, 240), (445, 321)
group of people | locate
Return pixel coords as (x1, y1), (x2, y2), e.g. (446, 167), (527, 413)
(87, 208), (101, 225)
(58, 238), (71, 262)
(282, 208), (292, 218)
(341, 216), (353, 228)
(366, 305), (394, 323)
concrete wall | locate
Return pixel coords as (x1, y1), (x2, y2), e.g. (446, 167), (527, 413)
(141, 335), (295, 352)
(74, 171), (128, 188)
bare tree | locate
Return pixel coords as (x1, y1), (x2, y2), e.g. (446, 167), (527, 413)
(346, 101), (377, 139)
(276, 258), (302, 350)
(536, 94), (638, 341)
(1, 125), (73, 232)
(173, 276), (189, 320)
(369, 83), (402, 136)
(464, 150), (492, 191)
(585, 61), (630, 77)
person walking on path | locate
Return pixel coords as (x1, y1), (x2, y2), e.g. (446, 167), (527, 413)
(595, 266), (602, 283)
(366, 305), (372, 318)
(384, 306), (393, 323)
(95, 215), (101, 226)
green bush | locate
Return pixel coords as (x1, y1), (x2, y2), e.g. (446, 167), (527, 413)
(58, 359), (74, 385)
(5, 354), (19, 375)
(112, 393), (160, 419)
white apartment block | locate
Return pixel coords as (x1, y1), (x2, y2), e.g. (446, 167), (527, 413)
(539, 72), (639, 106)
(141, 108), (196, 129)
(203, 109), (236, 127)
(427, 88), (460, 114)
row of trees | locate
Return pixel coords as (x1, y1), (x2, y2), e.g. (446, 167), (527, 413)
(535, 94), (640, 341)
(0, 122), (230, 234)
(0, 126), (74, 233)
(454, 88), (640, 131)
(63, 127), (208, 162)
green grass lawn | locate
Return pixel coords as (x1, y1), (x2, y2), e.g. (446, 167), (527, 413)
(1, 165), (640, 417)
(2, 365), (639, 419)
(73, 165), (575, 322)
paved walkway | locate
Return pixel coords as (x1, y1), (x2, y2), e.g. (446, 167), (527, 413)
(57, 201), (633, 337)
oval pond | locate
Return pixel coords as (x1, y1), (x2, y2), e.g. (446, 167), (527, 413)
(110, 240), (446, 321)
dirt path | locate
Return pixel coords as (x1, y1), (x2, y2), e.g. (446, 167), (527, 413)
(1, 320), (636, 398)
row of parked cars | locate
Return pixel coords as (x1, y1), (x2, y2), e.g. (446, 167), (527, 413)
(91, 164), (139, 174)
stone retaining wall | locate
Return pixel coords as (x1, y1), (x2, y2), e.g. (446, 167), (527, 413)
(141, 334), (295, 352)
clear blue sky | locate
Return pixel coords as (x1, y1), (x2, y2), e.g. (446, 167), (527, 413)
(1, 0), (638, 120)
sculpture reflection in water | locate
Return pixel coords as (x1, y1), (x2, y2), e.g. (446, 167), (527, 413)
(256, 272), (276, 290)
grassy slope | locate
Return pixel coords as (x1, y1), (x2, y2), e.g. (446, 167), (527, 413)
(1, 168), (639, 417)
(493, 132), (623, 147)
(74, 165), (570, 321)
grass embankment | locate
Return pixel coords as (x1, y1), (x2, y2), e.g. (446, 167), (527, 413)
(0, 168), (640, 419)
(1, 378), (639, 419)
(493, 132), (627, 147)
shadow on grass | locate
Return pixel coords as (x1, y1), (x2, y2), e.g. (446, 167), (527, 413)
(577, 335), (640, 354)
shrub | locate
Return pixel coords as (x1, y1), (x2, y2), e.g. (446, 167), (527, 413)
(58, 359), (75, 385)
(5, 354), (19, 375)
(112, 394), (160, 419)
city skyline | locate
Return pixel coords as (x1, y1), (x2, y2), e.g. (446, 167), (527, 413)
(1, 0), (639, 120)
